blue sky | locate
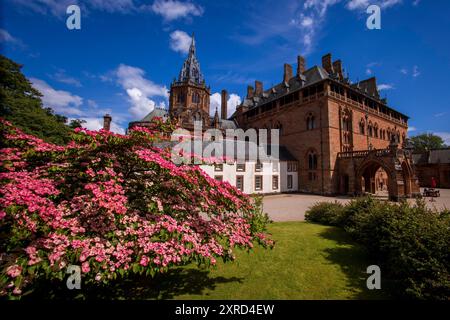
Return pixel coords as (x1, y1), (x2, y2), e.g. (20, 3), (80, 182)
(1, 0), (449, 142)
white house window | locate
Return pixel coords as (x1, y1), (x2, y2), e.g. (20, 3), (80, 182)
(287, 175), (293, 189)
(272, 175), (279, 190)
(236, 163), (246, 172)
(214, 175), (223, 182)
(236, 175), (244, 191)
(255, 161), (263, 172)
(287, 162), (298, 172)
(214, 164), (223, 172)
(255, 175), (263, 191)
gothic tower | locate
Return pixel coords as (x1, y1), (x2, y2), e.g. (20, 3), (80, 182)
(169, 34), (211, 130)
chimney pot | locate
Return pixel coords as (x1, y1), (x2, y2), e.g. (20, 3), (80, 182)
(221, 89), (228, 119)
(283, 63), (293, 83)
(322, 53), (333, 74)
(297, 56), (306, 76)
(255, 80), (263, 96)
(247, 85), (254, 99)
(103, 114), (112, 131)
(333, 60), (343, 79)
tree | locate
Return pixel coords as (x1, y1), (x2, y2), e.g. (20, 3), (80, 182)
(0, 54), (72, 144)
(409, 133), (447, 152)
(69, 119), (86, 129)
(0, 118), (273, 298)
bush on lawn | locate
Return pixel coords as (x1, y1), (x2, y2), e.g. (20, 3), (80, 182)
(0, 118), (273, 299)
(306, 197), (450, 300)
(304, 201), (345, 226)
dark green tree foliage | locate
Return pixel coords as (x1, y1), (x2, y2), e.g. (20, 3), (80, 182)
(409, 133), (447, 152)
(0, 54), (72, 144)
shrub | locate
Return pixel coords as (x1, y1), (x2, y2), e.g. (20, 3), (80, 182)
(0, 118), (273, 299)
(305, 201), (345, 226)
(306, 197), (450, 300)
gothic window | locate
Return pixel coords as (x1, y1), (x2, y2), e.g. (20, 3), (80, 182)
(374, 123), (379, 138)
(192, 92), (200, 104)
(177, 92), (185, 103)
(307, 150), (318, 170)
(359, 119), (365, 135)
(342, 113), (352, 132)
(368, 122), (373, 137)
(306, 113), (316, 130)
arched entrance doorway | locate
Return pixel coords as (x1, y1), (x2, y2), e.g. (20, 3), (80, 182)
(356, 160), (395, 200)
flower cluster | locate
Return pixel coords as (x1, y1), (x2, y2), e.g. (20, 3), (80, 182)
(0, 118), (273, 298)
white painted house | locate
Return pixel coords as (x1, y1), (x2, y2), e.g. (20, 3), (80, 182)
(199, 146), (298, 195)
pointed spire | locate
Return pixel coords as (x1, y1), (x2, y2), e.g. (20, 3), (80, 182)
(177, 32), (204, 85)
(189, 32), (196, 56)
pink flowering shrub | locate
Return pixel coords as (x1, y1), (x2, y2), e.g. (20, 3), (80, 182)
(0, 118), (273, 299)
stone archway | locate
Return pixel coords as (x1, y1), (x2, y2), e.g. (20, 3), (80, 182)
(355, 158), (397, 200)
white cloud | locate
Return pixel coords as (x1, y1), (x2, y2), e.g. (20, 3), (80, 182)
(10, 0), (77, 16)
(76, 117), (125, 135)
(407, 126), (416, 132)
(49, 69), (82, 87)
(210, 92), (242, 119)
(346, 0), (370, 10)
(30, 78), (83, 115)
(434, 112), (447, 118)
(115, 64), (168, 119)
(377, 83), (394, 91)
(400, 68), (408, 75)
(87, 99), (98, 108)
(412, 65), (420, 77)
(434, 132), (450, 145)
(10, 0), (138, 16)
(151, 0), (204, 21)
(169, 30), (192, 54)
(0, 29), (21, 45)
(89, 0), (136, 13)
(346, 0), (402, 10)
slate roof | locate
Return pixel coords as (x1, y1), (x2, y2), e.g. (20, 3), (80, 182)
(232, 60), (408, 120)
(140, 108), (169, 122)
(154, 140), (297, 162)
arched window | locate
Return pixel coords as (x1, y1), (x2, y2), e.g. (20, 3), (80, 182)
(306, 113), (315, 130)
(387, 129), (392, 141)
(368, 121), (373, 137)
(359, 119), (365, 135)
(342, 111), (352, 132)
(374, 123), (379, 138)
(192, 92), (200, 104)
(177, 92), (185, 103)
(307, 151), (318, 170)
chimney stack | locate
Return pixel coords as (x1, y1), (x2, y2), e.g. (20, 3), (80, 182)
(103, 114), (112, 131)
(333, 60), (343, 79)
(283, 63), (293, 83)
(255, 80), (263, 96)
(297, 55), (306, 76)
(247, 85), (254, 99)
(322, 53), (333, 74)
(221, 89), (228, 119)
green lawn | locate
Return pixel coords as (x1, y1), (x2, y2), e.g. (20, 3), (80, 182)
(148, 222), (388, 300)
(37, 222), (387, 300)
